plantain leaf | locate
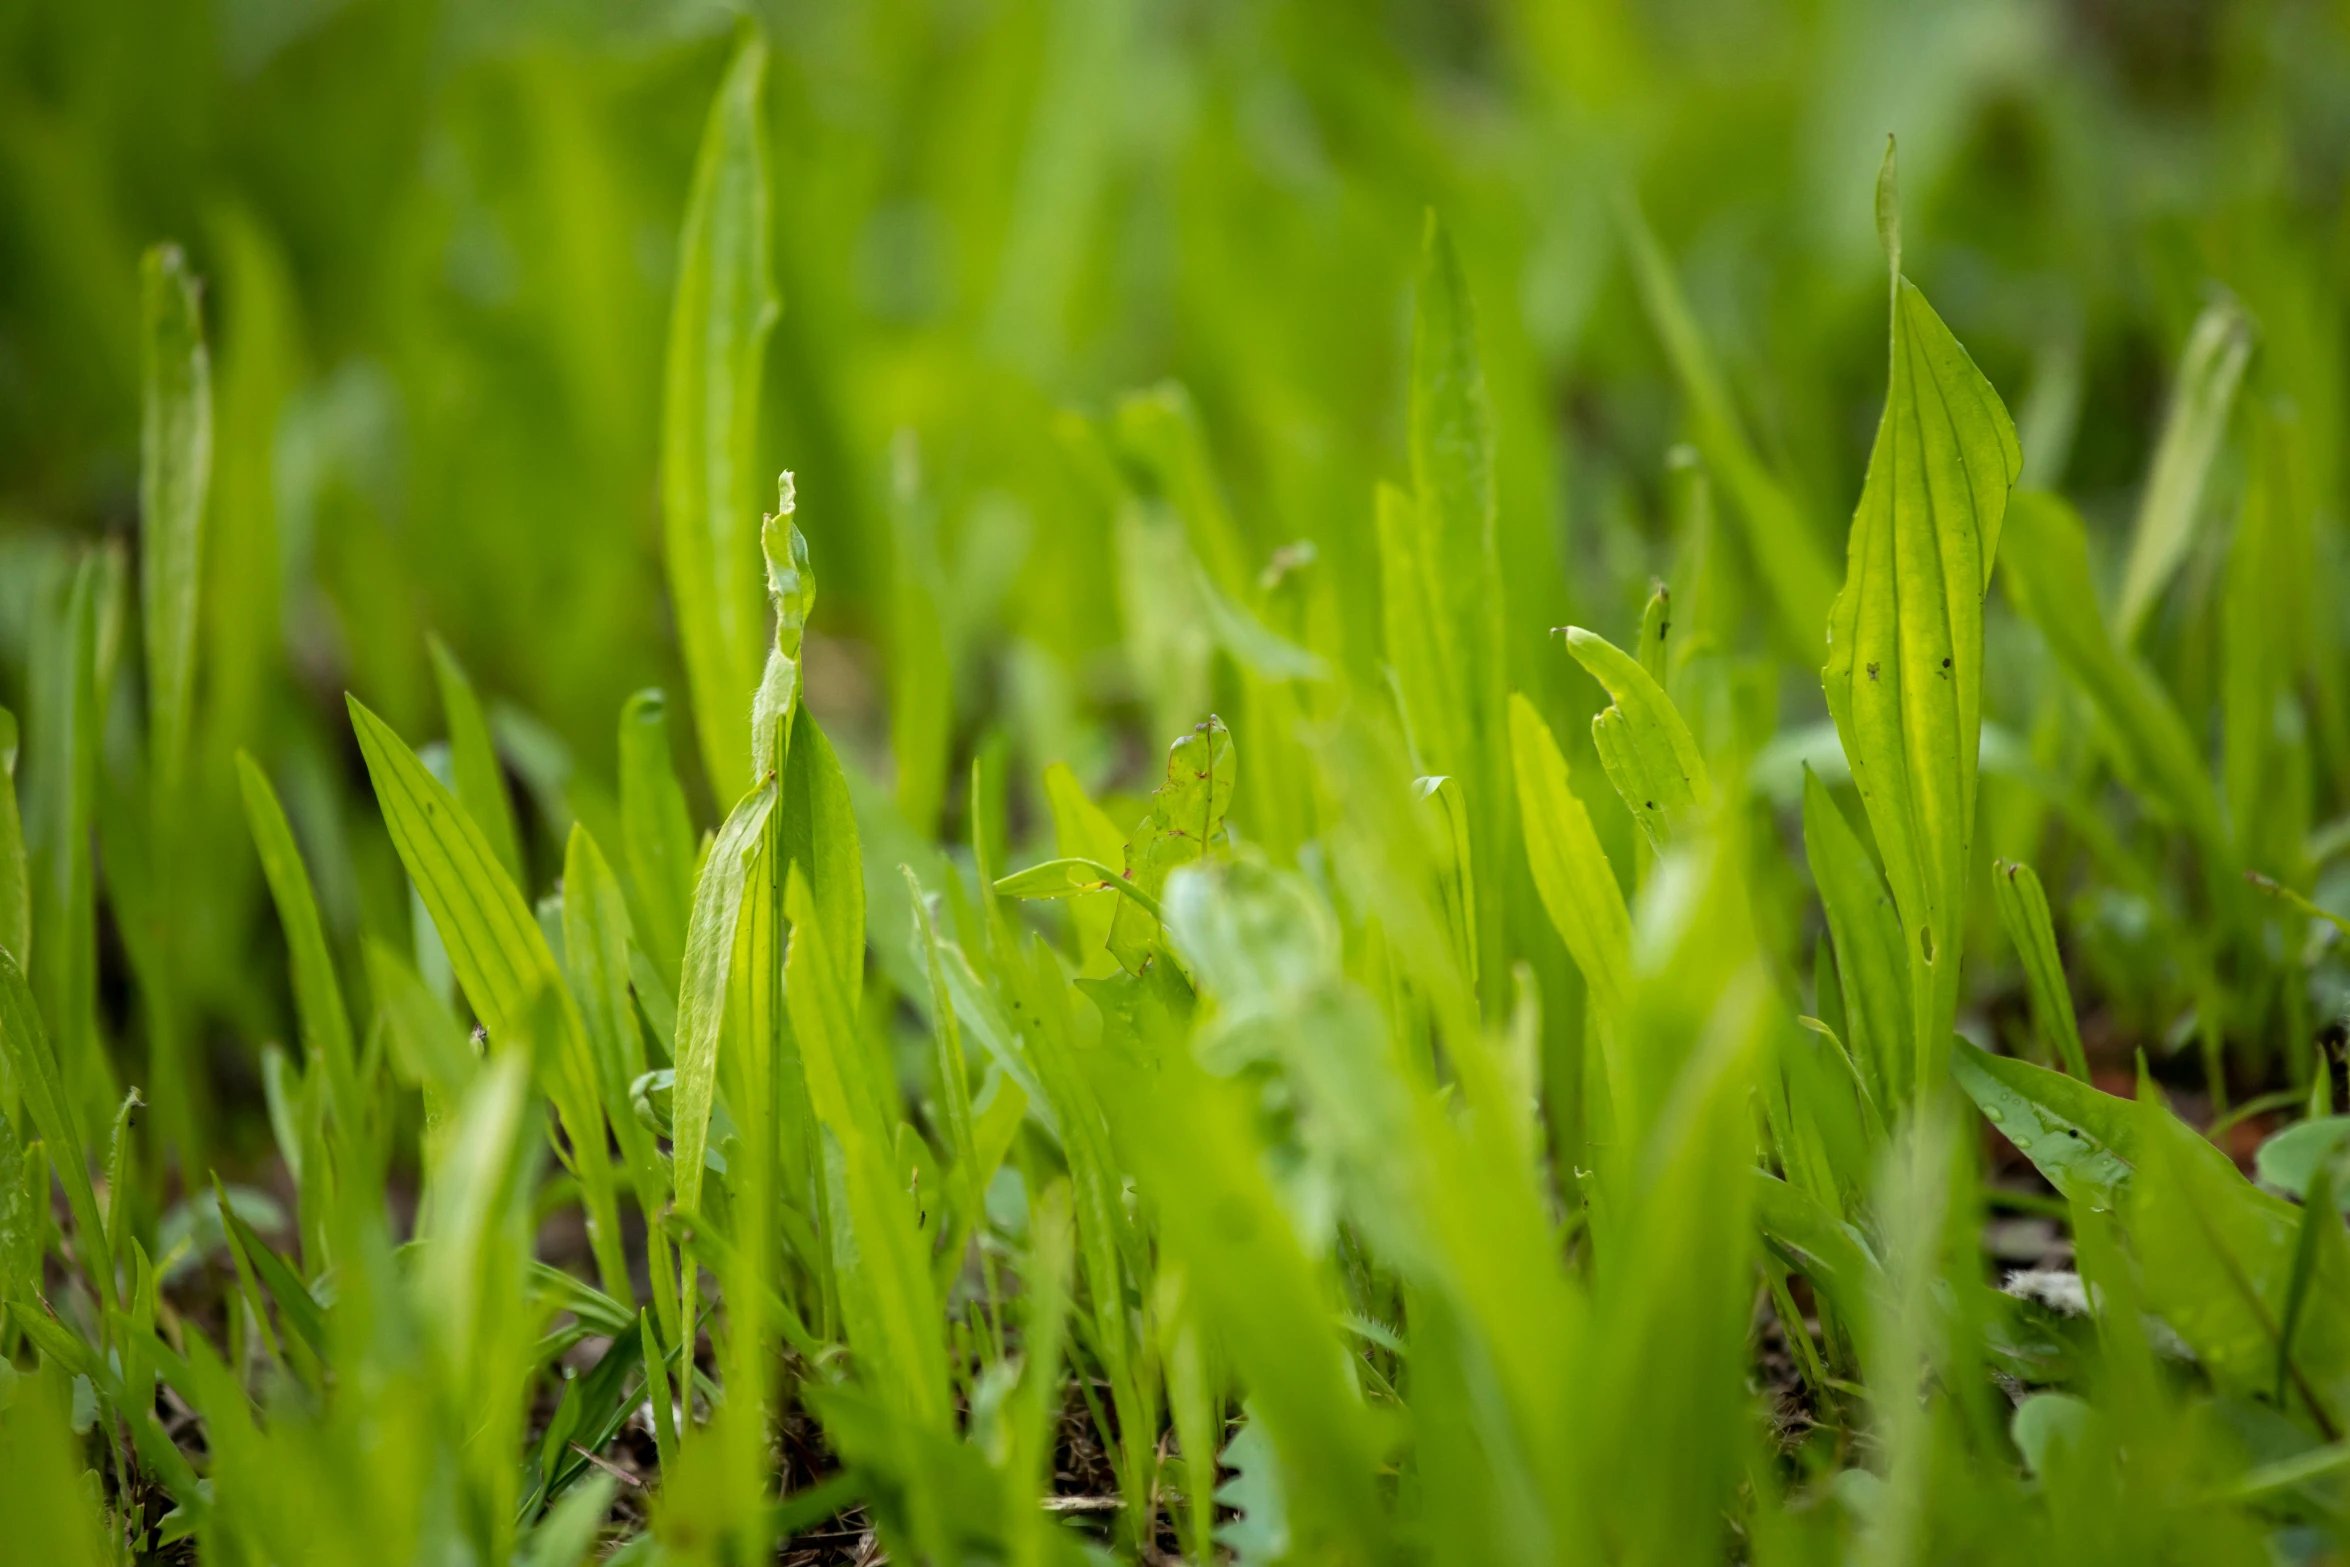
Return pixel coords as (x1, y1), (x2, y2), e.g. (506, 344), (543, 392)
(1820, 145), (2020, 1093)
(1990, 858), (2090, 1080)
(1561, 625), (1712, 850)
(661, 26), (780, 795)
(2115, 294), (2256, 644)
(1106, 717), (1234, 975)
(1508, 693), (1630, 1080)
(138, 244), (212, 794)
(347, 695), (630, 1297)
(2130, 1084), (2350, 1423)
(238, 753), (361, 1132)
(1951, 1038), (2133, 1208)
(667, 776), (775, 1231)
(428, 634), (524, 889)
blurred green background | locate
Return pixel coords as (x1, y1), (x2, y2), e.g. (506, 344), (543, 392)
(5, 0), (2349, 1125)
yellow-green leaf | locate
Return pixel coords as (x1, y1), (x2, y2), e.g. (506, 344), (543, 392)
(1562, 626), (1711, 850)
(1820, 157), (2020, 1091)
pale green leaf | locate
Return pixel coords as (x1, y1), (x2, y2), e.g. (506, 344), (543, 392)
(667, 776), (775, 1229)
(1508, 693), (1629, 1046)
(2115, 294), (2256, 644)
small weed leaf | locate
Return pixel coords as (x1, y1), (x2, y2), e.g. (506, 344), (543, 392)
(1106, 717), (1235, 976)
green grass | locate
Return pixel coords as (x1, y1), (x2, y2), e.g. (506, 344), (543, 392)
(8, 2), (2350, 1562)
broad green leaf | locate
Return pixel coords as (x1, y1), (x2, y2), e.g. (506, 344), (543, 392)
(1618, 195), (1835, 663)
(1508, 693), (1629, 1056)
(0, 946), (109, 1309)
(2115, 294), (2256, 644)
(667, 776), (775, 1231)
(1951, 1038), (2133, 1207)
(1106, 717), (1234, 975)
(2130, 1086), (2350, 1421)
(2254, 1118), (2350, 1206)
(238, 753), (361, 1132)
(662, 26), (779, 795)
(617, 689), (699, 985)
(2001, 489), (2226, 857)
(1990, 858), (2089, 1079)
(1802, 767), (1911, 1112)
(347, 695), (630, 1297)
(138, 243), (211, 793)
(428, 634), (523, 888)
(1821, 154), (2020, 1091)
(0, 706), (26, 973)
(1562, 625), (1712, 850)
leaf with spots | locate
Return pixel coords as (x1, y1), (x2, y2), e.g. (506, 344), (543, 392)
(1105, 717), (1235, 976)
(1562, 625), (1711, 851)
(1820, 142), (2020, 1092)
